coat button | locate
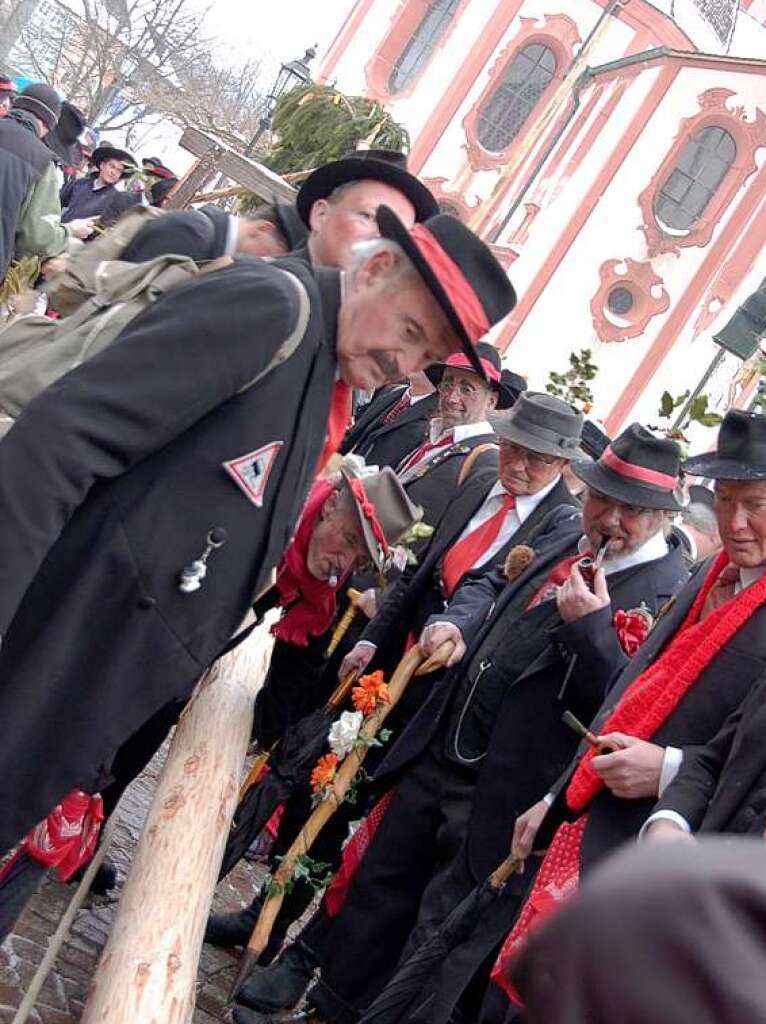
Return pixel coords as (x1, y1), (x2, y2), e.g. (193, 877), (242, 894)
(138, 596), (157, 609)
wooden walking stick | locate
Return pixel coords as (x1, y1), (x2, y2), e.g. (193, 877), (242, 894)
(326, 587), (363, 656)
(228, 640), (455, 1001)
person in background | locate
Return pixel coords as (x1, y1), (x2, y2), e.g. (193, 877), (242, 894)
(673, 483), (721, 567)
(0, 76), (17, 117)
(44, 100), (87, 180)
(0, 83), (94, 279)
(60, 142), (134, 225)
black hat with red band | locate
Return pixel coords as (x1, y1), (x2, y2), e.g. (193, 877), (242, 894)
(425, 341), (522, 409)
(376, 205), (517, 382)
(574, 422), (682, 511)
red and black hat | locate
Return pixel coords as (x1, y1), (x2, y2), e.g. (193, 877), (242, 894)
(376, 205), (517, 381)
(425, 342), (523, 409)
(0, 77), (16, 98)
(574, 423), (682, 511)
(297, 149), (438, 226)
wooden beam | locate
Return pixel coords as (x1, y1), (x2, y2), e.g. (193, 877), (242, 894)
(178, 127), (296, 202)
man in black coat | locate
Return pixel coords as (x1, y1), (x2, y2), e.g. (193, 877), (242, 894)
(0, 206), (516, 888)
(492, 410), (766, 1019)
(340, 391), (583, 681)
(234, 425), (688, 1023)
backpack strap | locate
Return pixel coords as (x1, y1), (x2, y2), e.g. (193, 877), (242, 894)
(457, 441), (500, 486)
(237, 267), (312, 394)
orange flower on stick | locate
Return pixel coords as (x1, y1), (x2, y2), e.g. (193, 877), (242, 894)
(311, 753), (339, 794)
(352, 670), (391, 716)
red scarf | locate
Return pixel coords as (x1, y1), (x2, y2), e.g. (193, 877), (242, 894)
(272, 478), (344, 646)
(492, 552), (766, 1005)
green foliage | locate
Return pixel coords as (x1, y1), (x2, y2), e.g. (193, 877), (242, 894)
(545, 349), (598, 410)
(265, 853), (334, 896)
(656, 391), (722, 432)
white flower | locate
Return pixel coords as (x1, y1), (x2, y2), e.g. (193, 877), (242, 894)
(327, 710), (364, 758)
(387, 546), (409, 573)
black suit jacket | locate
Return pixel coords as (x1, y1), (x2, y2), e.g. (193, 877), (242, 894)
(543, 559), (766, 870)
(362, 473), (579, 665)
(121, 204), (231, 264)
(342, 390), (437, 470)
(650, 672), (766, 835)
(0, 254), (340, 853)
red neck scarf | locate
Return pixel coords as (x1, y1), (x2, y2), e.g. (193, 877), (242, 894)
(272, 478), (345, 646)
(567, 551), (766, 811)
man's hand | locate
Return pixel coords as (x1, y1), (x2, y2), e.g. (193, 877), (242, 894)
(339, 642), (376, 680)
(646, 820), (696, 844)
(511, 799), (549, 864)
(68, 217), (97, 240)
(591, 732), (665, 798)
(356, 588), (378, 620)
(556, 563), (610, 623)
(419, 622), (465, 666)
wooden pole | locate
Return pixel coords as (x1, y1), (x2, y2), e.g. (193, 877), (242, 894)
(80, 620), (276, 1024)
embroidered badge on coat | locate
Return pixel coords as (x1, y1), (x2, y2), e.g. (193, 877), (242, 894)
(223, 442), (283, 507)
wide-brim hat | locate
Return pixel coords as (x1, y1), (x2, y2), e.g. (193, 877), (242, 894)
(297, 149), (438, 226)
(376, 205), (517, 381)
(150, 177), (178, 206)
(272, 199), (309, 251)
(688, 483), (715, 510)
(341, 466), (422, 571)
(490, 390), (583, 460)
(575, 422), (682, 511)
(424, 342), (520, 410)
(683, 409), (766, 481)
(91, 144), (135, 175)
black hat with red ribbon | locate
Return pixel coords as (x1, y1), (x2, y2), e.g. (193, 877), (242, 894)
(424, 342), (522, 409)
(376, 205), (517, 382)
(574, 423), (682, 511)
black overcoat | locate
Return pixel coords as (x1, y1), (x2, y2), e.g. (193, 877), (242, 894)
(0, 254), (340, 853)
(341, 388), (438, 470)
(650, 671), (766, 835)
(542, 559), (766, 870)
(120, 205), (231, 264)
(361, 473), (579, 666)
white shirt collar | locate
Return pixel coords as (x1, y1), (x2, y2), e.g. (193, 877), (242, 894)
(410, 390), (431, 405)
(429, 418), (493, 444)
(486, 475), (562, 525)
(577, 529), (669, 574)
(739, 564), (766, 591)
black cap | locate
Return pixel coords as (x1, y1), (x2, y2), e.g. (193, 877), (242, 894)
(13, 83), (61, 131)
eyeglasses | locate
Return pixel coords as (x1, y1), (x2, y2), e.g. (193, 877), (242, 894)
(438, 378), (488, 400)
(587, 488), (653, 518)
(500, 440), (560, 468)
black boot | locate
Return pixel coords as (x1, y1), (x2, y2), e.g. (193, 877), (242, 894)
(204, 895), (262, 949)
(69, 857), (118, 895)
(235, 943), (317, 1013)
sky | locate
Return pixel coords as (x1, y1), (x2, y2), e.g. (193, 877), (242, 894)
(201, 0), (357, 82)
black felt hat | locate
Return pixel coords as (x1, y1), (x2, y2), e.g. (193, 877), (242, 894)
(272, 200), (309, 251)
(91, 143), (135, 176)
(297, 149), (438, 226)
(684, 409), (766, 480)
(425, 342), (521, 410)
(376, 205), (517, 381)
(575, 422), (682, 511)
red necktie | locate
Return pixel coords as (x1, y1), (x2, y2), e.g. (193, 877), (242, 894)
(318, 380), (353, 473)
(527, 551), (590, 610)
(382, 391), (411, 425)
(442, 493), (517, 597)
(401, 432), (454, 472)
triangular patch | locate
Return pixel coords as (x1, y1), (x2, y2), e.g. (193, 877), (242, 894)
(222, 441), (283, 507)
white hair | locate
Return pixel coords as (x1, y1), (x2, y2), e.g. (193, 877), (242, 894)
(347, 237), (418, 286)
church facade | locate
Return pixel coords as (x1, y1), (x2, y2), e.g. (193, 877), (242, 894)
(318, 0), (766, 439)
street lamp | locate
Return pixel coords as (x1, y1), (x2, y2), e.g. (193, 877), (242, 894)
(244, 46), (316, 157)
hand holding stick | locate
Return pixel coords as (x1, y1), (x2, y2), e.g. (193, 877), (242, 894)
(561, 710), (616, 755)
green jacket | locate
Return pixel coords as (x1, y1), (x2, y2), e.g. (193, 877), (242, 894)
(15, 161), (70, 262)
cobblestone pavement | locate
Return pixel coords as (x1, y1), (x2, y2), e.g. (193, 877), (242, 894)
(0, 747), (268, 1024)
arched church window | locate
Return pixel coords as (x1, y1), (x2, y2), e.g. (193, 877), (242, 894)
(388, 0), (461, 95)
(653, 126), (737, 233)
(475, 43), (557, 154)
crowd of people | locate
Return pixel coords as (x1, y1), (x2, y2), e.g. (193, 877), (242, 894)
(1, 72), (766, 1024)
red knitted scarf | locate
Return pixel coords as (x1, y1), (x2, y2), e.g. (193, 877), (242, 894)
(272, 478), (344, 646)
(567, 551), (766, 811)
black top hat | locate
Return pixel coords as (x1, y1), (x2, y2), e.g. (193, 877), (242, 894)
(376, 206), (517, 381)
(581, 420), (611, 460)
(45, 101), (87, 168)
(687, 484), (715, 510)
(272, 200), (309, 251)
(491, 391), (583, 459)
(424, 342), (520, 409)
(91, 144), (135, 176)
(297, 149), (438, 226)
(341, 466), (422, 571)
(684, 409), (766, 480)
(574, 422), (682, 511)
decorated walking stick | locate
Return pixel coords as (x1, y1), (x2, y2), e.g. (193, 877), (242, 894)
(326, 587), (363, 656)
(228, 640), (455, 1001)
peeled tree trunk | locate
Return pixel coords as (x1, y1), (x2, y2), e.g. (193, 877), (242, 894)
(81, 617), (276, 1024)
